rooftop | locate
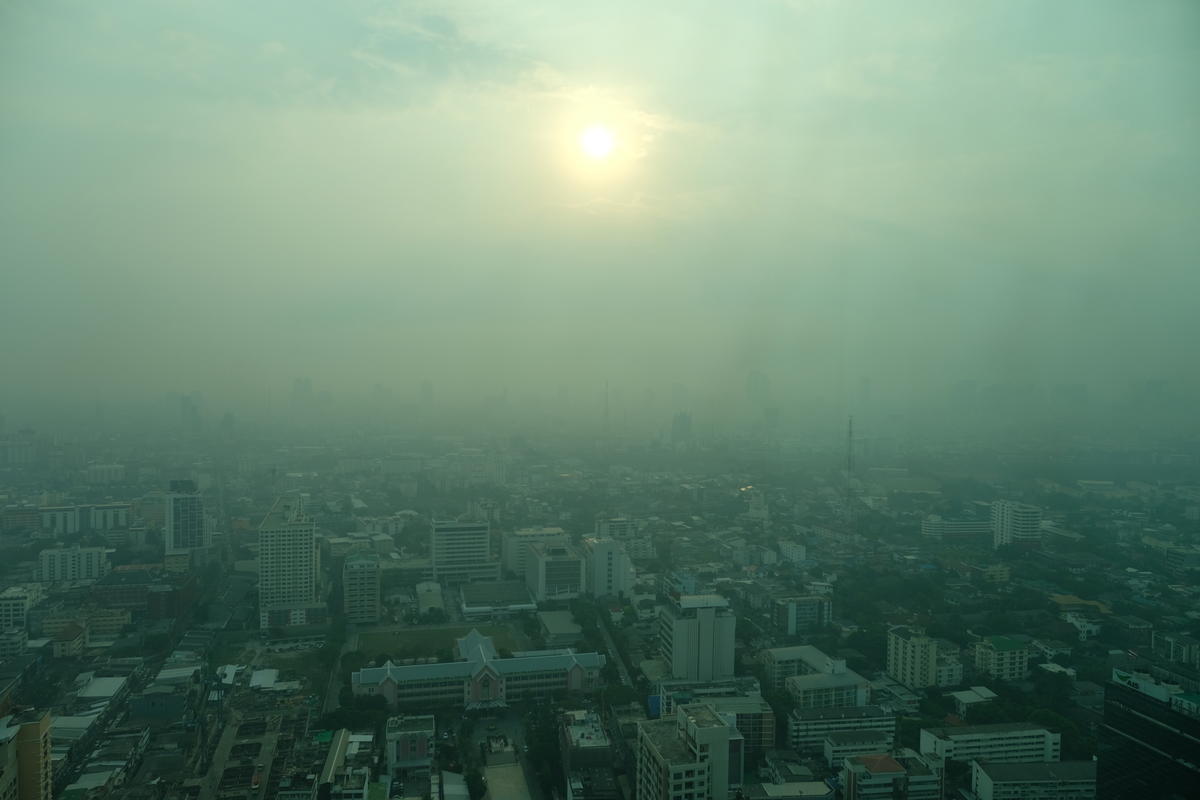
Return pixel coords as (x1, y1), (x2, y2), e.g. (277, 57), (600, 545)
(925, 722), (1052, 738)
(976, 760), (1096, 782)
(982, 636), (1026, 652)
(387, 715), (436, 733)
(638, 719), (692, 764)
(850, 754), (903, 774)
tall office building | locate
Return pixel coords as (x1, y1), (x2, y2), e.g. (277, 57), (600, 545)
(1097, 669), (1200, 796)
(165, 479), (208, 555)
(659, 594), (736, 682)
(991, 501), (1042, 550)
(37, 545), (111, 583)
(637, 703), (743, 800)
(343, 552), (381, 625)
(582, 537), (634, 598)
(773, 596), (832, 635)
(258, 494), (324, 630)
(501, 526), (567, 577)
(525, 543), (586, 602)
(430, 520), (499, 584)
(0, 709), (52, 800)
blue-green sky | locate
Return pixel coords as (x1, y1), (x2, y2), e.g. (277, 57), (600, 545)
(2, 1), (1198, 432)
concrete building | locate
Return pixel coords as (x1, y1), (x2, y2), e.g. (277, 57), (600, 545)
(823, 729), (892, 768)
(974, 636), (1030, 682)
(430, 520), (499, 584)
(788, 706), (896, 754)
(597, 518), (655, 560)
(659, 595), (736, 683)
(351, 629), (604, 709)
(165, 480), (208, 555)
(502, 527), (567, 577)
(37, 545), (110, 583)
(88, 503), (130, 531)
(772, 596), (832, 635)
(991, 501), (1042, 550)
(970, 760), (1095, 800)
(582, 537), (634, 599)
(560, 709), (616, 800)
(39, 506), (79, 536)
(0, 587), (44, 631)
(762, 646), (845, 691)
(636, 703), (744, 800)
(385, 714), (435, 777)
(886, 627), (961, 689)
(921, 515), (991, 541)
(0, 709), (52, 800)
(842, 751), (940, 800)
(785, 669), (870, 710)
(919, 723), (1060, 767)
(526, 543), (586, 602)
(258, 494), (324, 630)
(342, 552), (381, 625)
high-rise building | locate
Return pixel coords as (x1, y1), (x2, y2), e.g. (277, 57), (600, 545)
(37, 545), (110, 583)
(430, 521), (499, 584)
(1097, 669), (1200, 796)
(582, 537), (634, 599)
(165, 479), (208, 555)
(525, 543), (586, 602)
(658, 595), (736, 683)
(258, 494), (324, 630)
(0, 709), (52, 800)
(773, 596), (832, 635)
(887, 627), (964, 689)
(991, 501), (1042, 550)
(974, 636), (1030, 682)
(637, 703), (743, 800)
(343, 552), (381, 625)
(501, 527), (567, 577)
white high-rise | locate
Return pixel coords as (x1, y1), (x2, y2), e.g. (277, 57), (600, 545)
(38, 545), (110, 583)
(258, 494), (323, 630)
(637, 702), (744, 800)
(583, 537), (634, 598)
(659, 594), (737, 682)
(991, 501), (1042, 549)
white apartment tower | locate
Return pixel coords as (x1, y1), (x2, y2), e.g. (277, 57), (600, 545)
(38, 545), (111, 583)
(501, 526), (566, 577)
(583, 537), (634, 598)
(991, 501), (1042, 550)
(887, 626), (940, 689)
(258, 494), (323, 630)
(430, 520), (500, 583)
(659, 594), (737, 682)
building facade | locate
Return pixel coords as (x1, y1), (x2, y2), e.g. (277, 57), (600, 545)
(501, 527), (567, 577)
(659, 595), (736, 683)
(342, 552), (381, 625)
(991, 501), (1042, 550)
(974, 636), (1030, 682)
(526, 543), (587, 602)
(919, 723), (1060, 767)
(772, 596), (832, 635)
(971, 760), (1096, 800)
(582, 537), (634, 599)
(37, 545), (111, 583)
(431, 521), (499, 584)
(258, 495), (324, 630)
(637, 703), (743, 800)
(165, 480), (207, 555)
(352, 630), (604, 709)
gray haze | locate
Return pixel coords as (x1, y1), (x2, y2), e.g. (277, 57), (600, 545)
(3, 1), (1198, 438)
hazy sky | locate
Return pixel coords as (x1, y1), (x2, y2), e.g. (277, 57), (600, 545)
(3, 1), (1198, 428)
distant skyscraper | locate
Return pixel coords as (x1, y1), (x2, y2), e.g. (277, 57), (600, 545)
(258, 494), (323, 630)
(991, 501), (1042, 550)
(670, 411), (692, 443)
(165, 480), (207, 555)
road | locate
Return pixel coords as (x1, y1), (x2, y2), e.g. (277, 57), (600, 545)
(597, 618), (633, 686)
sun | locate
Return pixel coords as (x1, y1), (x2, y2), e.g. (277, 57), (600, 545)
(579, 125), (615, 159)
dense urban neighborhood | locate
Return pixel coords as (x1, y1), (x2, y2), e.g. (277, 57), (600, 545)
(1, 422), (1198, 799)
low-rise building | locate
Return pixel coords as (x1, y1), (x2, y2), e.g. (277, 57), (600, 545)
(386, 714), (435, 778)
(823, 729), (891, 768)
(788, 706), (895, 755)
(970, 760), (1096, 800)
(352, 629), (604, 709)
(919, 723), (1060, 768)
(843, 751), (940, 800)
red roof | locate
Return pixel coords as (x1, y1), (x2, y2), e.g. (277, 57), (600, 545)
(854, 754), (903, 774)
